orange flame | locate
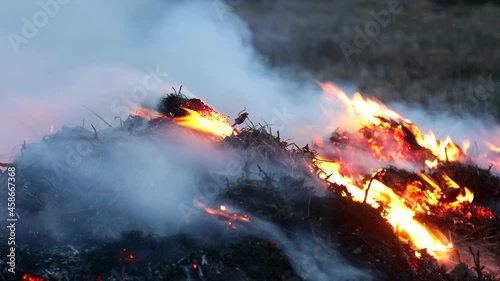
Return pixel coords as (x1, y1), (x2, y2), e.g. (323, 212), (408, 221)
(418, 173), (474, 206)
(485, 141), (500, 153)
(173, 107), (234, 139)
(22, 274), (47, 281)
(195, 200), (250, 229)
(130, 106), (165, 120)
(130, 106), (234, 138)
(318, 82), (465, 163)
(314, 82), (482, 259)
(314, 158), (452, 257)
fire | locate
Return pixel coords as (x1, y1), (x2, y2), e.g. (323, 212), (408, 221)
(173, 107), (234, 138)
(318, 81), (465, 164)
(130, 106), (165, 120)
(485, 141), (500, 153)
(418, 173), (474, 206)
(22, 274), (47, 281)
(462, 140), (471, 155)
(314, 82), (483, 259)
(131, 106), (234, 139)
(119, 248), (140, 263)
(425, 159), (438, 169)
(195, 200), (250, 229)
(318, 81), (401, 124)
(314, 158), (451, 257)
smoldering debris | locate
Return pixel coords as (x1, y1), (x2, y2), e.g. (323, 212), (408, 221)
(1, 95), (500, 281)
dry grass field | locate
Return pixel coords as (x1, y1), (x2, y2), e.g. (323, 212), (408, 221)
(233, 0), (500, 119)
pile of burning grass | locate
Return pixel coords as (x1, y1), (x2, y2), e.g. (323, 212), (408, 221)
(1, 92), (500, 281)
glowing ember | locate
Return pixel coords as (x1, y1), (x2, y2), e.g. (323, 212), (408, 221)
(119, 248), (140, 263)
(173, 107), (234, 138)
(130, 106), (165, 120)
(195, 200), (250, 229)
(22, 274), (47, 281)
(425, 159), (438, 169)
(462, 140), (471, 155)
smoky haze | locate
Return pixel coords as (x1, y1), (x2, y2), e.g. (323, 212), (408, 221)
(1, 0), (497, 170)
(0, 0), (325, 162)
(0, 1), (373, 279)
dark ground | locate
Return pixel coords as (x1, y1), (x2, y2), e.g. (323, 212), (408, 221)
(232, 0), (500, 120)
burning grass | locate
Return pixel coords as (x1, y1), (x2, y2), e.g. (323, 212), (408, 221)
(1, 89), (500, 280)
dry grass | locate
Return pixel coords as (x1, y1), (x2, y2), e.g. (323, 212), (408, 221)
(233, 0), (500, 119)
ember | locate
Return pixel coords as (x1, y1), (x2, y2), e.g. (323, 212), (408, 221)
(119, 248), (140, 263)
(22, 273), (47, 281)
(195, 200), (251, 229)
(2, 85), (499, 280)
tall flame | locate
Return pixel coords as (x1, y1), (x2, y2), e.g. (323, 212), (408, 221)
(318, 81), (465, 163)
(315, 82), (483, 259)
(485, 141), (500, 153)
(314, 158), (451, 257)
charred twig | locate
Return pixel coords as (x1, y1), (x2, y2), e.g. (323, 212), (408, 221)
(115, 116), (124, 127)
(83, 106), (114, 129)
(232, 108), (249, 127)
(364, 169), (385, 204)
(90, 124), (99, 139)
(245, 116), (256, 129)
(257, 164), (269, 178)
(21, 140), (27, 155)
(469, 246), (485, 281)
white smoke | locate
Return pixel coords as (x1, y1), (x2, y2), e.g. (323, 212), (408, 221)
(0, 0), (324, 162)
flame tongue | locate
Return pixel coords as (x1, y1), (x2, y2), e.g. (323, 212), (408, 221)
(314, 158), (451, 257)
(173, 107), (234, 138)
(318, 81), (466, 164)
(130, 104), (234, 139)
(314, 82), (486, 259)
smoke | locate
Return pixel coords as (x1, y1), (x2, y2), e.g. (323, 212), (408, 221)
(9, 125), (244, 240)
(0, 0), (325, 162)
(250, 218), (373, 281)
(389, 102), (500, 173)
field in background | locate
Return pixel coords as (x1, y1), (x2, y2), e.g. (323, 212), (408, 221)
(233, 0), (500, 120)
